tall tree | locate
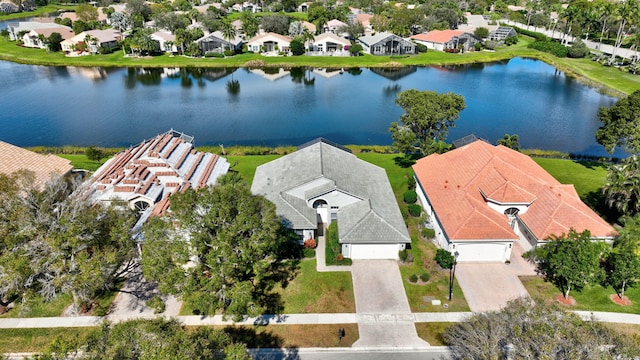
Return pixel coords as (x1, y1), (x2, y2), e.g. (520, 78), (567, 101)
(596, 90), (640, 155)
(526, 229), (605, 299)
(388, 89), (465, 156)
(445, 297), (640, 359)
(109, 12), (132, 32)
(610, 0), (640, 62)
(0, 173), (136, 312)
(76, 3), (99, 22)
(47, 32), (63, 52)
(606, 250), (640, 299)
(220, 19), (237, 54)
(240, 12), (259, 38)
(141, 173), (299, 321)
(602, 156), (640, 216)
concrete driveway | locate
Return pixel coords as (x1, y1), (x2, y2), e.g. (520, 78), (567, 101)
(350, 260), (429, 348)
(455, 242), (537, 312)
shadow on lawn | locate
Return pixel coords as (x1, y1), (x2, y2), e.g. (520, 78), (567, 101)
(574, 160), (609, 170)
(394, 154), (421, 168)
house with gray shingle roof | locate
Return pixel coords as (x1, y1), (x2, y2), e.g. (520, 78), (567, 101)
(251, 138), (410, 260)
(357, 32), (415, 55)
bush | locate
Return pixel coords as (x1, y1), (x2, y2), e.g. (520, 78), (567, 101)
(407, 176), (416, 190)
(474, 42), (482, 51)
(146, 295), (166, 314)
(403, 190), (417, 204)
(435, 248), (454, 269)
(408, 204), (422, 217)
(484, 40), (498, 50)
(409, 274), (418, 283)
(421, 227), (435, 239)
(303, 247), (316, 258)
(204, 52), (224, 58)
(414, 42), (427, 53)
(527, 40), (568, 57)
(512, 25), (548, 41)
(399, 249), (409, 262)
(303, 238), (317, 248)
(224, 49), (235, 57)
(290, 38), (305, 56)
(474, 27), (489, 39)
(504, 35), (518, 45)
(420, 272), (430, 282)
(568, 40), (589, 58)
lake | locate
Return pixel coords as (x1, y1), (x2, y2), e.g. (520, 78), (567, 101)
(0, 58), (621, 157)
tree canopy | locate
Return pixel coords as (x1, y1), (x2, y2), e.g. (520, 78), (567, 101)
(389, 89), (465, 156)
(596, 90), (640, 155)
(40, 318), (250, 360)
(141, 173), (299, 321)
(445, 297), (640, 359)
(0, 172), (137, 312)
(603, 155), (640, 216)
(526, 229), (605, 299)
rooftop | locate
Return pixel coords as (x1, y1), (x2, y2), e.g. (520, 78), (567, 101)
(0, 141), (73, 190)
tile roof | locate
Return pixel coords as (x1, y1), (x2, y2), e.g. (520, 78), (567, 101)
(0, 141), (73, 189)
(251, 139), (410, 244)
(87, 129), (229, 215)
(411, 30), (464, 43)
(413, 140), (616, 241)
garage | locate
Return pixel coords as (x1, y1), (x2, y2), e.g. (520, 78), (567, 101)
(455, 242), (512, 262)
(347, 243), (403, 260)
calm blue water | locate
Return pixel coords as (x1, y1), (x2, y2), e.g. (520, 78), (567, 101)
(0, 58), (621, 157)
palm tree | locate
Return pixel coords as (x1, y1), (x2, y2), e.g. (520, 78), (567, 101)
(497, 134), (521, 151)
(301, 29), (315, 53)
(220, 19), (236, 55)
(603, 155), (640, 216)
(594, 0), (616, 49)
(610, 0), (640, 62)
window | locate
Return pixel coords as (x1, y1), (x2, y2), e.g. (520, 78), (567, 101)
(504, 207), (519, 217)
(312, 199), (328, 209)
(134, 200), (150, 212)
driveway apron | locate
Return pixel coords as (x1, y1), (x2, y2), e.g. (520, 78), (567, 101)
(350, 260), (429, 347)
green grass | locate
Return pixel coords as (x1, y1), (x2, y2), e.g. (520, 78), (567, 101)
(415, 322), (451, 346)
(533, 158), (608, 198)
(226, 154), (282, 186)
(58, 154), (104, 171)
(0, 327), (97, 353)
(275, 259), (355, 313)
(0, 4), (76, 20)
(522, 275), (640, 314)
(1, 294), (72, 318)
(2, 34), (639, 94)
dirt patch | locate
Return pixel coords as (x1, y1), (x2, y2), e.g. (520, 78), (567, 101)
(610, 294), (633, 306)
(553, 294), (576, 306)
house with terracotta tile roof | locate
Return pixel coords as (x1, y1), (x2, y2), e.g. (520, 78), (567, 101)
(412, 140), (616, 262)
(251, 138), (410, 260)
(0, 141), (73, 190)
(246, 32), (291, 54)
(411, 30), (480, 52)
(21, 26), (75, 49)
(86, 129), (229, 216)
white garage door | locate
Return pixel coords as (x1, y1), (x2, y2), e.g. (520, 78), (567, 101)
(456, 243), (509, 262)
(349, 244), (400, 260)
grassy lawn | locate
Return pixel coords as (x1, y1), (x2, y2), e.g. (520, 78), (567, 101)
(532, 158), (608, 197)
(219, 324), (359, 348)
(0, 328), (97, 353)
(415, 322), (452, 346)
(521, 275), (640, 314)
(226, 154), (282, 186)
(274, 259), (355, 314)
(0, 4), (76, 20)
(58, 154), (104, 171)
(1, 294), (72, 318)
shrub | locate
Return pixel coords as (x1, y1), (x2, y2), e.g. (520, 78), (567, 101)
(407, 176), (416, 190)
(474, 27), (489, 39)
(290, 38), (305, 56)
(415, 42), (427, 53)
(303, 247), (316, 258)
(403, 190), (417, 204)
(420, 272), (430, 282)
(435, 248), (454, 269)
(421, 228), (435, 239)
(504, 35), (518, 45)
(204, 52), (224, 58)
(146, 295), (166, 314)
(474, 42), (482, 51)
(527, 40), (568, 57)
(484, 40), (498, 50)
(224, 49), (235, 57)
(303, 238), (317, 248)
(409, 274), (418, 283)
(399, 249), (409, 262)
(408, 204), (422, 217)
(568, 40), (589, 58)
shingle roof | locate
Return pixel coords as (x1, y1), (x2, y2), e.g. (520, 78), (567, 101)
(0, 141), (72, 189)
(251, 139), (410, 244)
(413, 140), (616, 241)
(87, 129), (229, 215)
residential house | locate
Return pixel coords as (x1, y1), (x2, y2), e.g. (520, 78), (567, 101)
(489, 26), (517, 41)
(8, 21), (69, 40)
(59, 10), (109, 23)
(230, 1), (260, 12)
(308, 32), (350, 56)
(0, 0), (19, 13)
(196, 31), (243, 54)
(86, 129), (229, 216)
(22, 26), (74, 49)
(0, 141), (73, 190)
(151, 31), (177, 53)
(61, 29), (122, 54)
(324, 19), (347, 34)
(251, 138), (410, 260)
(246, 32), (291, 53)
(412, 140), (616, 263)
(411, 30), (480, 52)
(358, 32), (415, 55)
(298, 1), (311, 12)
(302, 21), (316, 34)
